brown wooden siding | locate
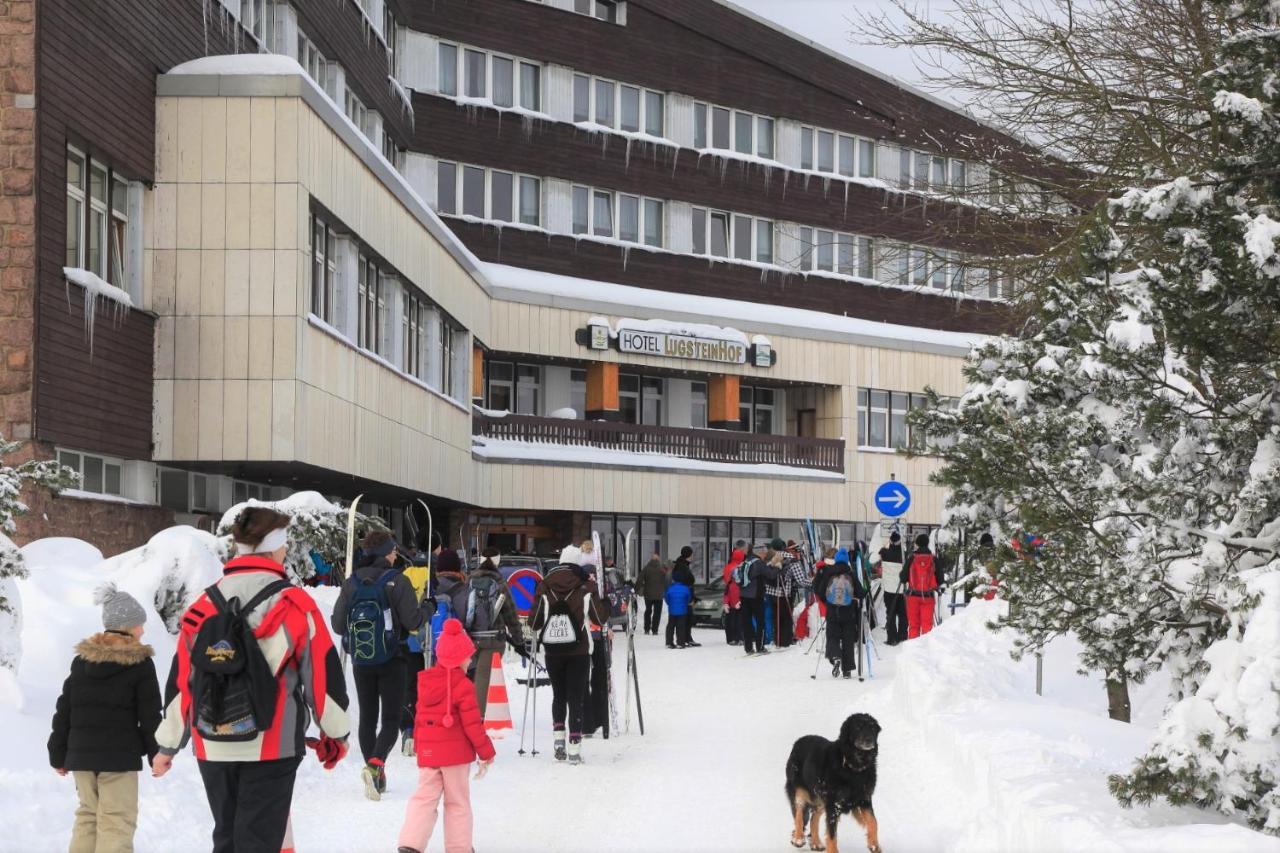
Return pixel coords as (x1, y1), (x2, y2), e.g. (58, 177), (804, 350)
(406, 0), (1056, 178)
(416, 95), (1008, 255)
(447, 219), (1010, 336)
(33, 0), (403, 460)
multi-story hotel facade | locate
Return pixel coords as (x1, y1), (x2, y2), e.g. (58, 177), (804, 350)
(2, 0), (1038, 578)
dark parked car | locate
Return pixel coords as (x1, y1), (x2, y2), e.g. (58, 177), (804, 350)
(496, 554), (546, 581)
(691, 577), (726, 628)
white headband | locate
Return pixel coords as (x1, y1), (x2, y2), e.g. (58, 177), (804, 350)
(234, 525), (289, 556)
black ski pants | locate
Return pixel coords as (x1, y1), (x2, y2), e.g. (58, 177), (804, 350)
(770, 592), (795, 647)
(724, 606), (742, 644)
(545, 653), (590, 738)
(665, 613), (691, 646)
(643, 598), (663, 633)
(198, 756), (302, 853)
(740, 596), (766, 653)
(825, 614), (860, 676)
(884, 592), (908, 644)
(401, 648), (426, 731)
(354, 655), (407, 763)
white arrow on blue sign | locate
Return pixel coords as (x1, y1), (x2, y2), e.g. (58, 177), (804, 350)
(874, 481), (911, 518)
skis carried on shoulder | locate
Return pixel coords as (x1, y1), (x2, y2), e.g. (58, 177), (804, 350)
(418, 498), (434, 668)
(339, 494), (364, 672)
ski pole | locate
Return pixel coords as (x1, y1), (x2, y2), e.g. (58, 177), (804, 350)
(529, 633), (541, 757)
(810, 627), (826, 680)
(518, 635), (535, 756)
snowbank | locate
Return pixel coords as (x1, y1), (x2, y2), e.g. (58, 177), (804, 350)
(217, 491), (350, 584)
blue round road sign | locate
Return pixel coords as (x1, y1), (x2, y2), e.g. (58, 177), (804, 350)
(507, 568), (542, 617)
(874, 481), (911, 518)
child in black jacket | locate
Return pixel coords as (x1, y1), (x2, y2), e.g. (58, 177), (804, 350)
(49, 583), (161, 853)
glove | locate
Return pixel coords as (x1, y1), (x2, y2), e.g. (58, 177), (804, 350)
(306, 735), (348, 770)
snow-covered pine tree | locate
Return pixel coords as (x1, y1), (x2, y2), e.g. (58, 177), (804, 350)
(0, 438), (77, 671)
(914, 0), (1278, 831)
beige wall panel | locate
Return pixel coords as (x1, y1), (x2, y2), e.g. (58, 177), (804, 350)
(198, 317), (225, 380)
(175, 183), (201, 250)
(225, 98), (253, 183)
(200, 98), (227, 184)
(224, 316), (249, 379)
(153, 380), (174, 459)
(176, 98), (203, 184)
(224, 249), (250, 314)
(171, 381), (200, 459)
(153, 315), (175, 381)
(151, 249), (176, 315)
(225, 184), (251, 250)
(153, 182), (176, 251)
(246, 316), (274, 379)
(197, 380), (224, 459)
(199, 249), (225, 316)
(246, 379), (273, 459)
(272, 249), (297, 317)
(248, 249), (274, 316)
(200, 184), (226, 250)
(271, 380), (296, 459)
(274, 98), (298, 184)
(222, 380), (249, 460)
(173, 316), (200, 379)
(249, 99), (276, 184)
(273, 186), (298, 252)
(273, 316), (297, 379)
(154, 98), (178, 184)
(248, 183), (276, 251)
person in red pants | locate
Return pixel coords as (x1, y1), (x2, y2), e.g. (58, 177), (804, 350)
(901, 534), (941, 639)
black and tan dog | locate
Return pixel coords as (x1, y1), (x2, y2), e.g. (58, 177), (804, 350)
(784, 712), (882, 853)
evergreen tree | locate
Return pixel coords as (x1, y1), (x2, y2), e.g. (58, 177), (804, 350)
(913, 0), (1279, 831)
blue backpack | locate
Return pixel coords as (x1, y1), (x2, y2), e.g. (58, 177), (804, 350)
(345, 570), (398, 667)
(429, 591), (455, 652)
(826, 572), (856, 607)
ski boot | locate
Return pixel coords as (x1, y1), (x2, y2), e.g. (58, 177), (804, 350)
(831, 660), (841, 678)
(567, 738), (583, 765)
(553, 730), (567, 762)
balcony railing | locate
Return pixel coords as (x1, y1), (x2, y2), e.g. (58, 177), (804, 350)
(473, 412), (845, 474)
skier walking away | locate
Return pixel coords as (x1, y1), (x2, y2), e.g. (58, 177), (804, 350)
(399, 538), (433, 756)
(877, 532), (908, 646)
(671, 545), (696, 587)
(424, 549), (471, 646)
(813, 549), (865, 678)
(154, 508), (350, 853)
(734, 542), (780, 656)
(466, 547), (525, 718)
(331, 531), (423, 800)
(721, 544), (746, 646)
(901, 533), (942, 640)
(768, 540), (810, 648)
(528, 546), (608, 763)
(49, 583), (161, 853)
(663, 573), (694, 648)
(636, 549), (669, 636)
(974, 532), (999, 601)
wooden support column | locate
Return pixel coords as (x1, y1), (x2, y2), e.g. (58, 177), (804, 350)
(708, 374), (741, 430)
(585, 362), (620, 421)
(471, 345), (485, 404)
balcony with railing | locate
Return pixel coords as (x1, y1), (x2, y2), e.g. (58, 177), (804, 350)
(472, 411), (845, 476)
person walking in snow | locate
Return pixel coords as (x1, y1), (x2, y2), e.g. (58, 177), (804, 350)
(49, 583), (161, 853)
(878, 532), (908, 646)
(331, 531), (423, 800)
(813, 549), (865, 678)
(671, 545), (696, 587)
(466, 547), (525, 719)
(153, 507), (351, 853)
(765, 539), (809, 648)
(396, 619), (495, 853)
(636, 549), (669, 636)
(663, 572), (694, 649)
(735, 542), (780, 656)
(901, 533), (943, 639)
(528, 545), (608, 763)
(721, 543), (746, 646)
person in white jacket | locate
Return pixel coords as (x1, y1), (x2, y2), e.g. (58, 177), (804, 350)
(877, 532), (908, 646)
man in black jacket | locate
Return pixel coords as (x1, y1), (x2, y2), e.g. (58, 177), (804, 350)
(878, 532), (908, 646)
(49, 583), (161, 853)
(737, 543), (780, 656)
(331, 531), (423, 799)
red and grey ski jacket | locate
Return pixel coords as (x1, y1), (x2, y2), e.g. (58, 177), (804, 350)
(155, 557), (350, 762)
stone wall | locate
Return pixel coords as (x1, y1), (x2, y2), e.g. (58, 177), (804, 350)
(14, 486), (174, 558)
(0, 0), (35, 442)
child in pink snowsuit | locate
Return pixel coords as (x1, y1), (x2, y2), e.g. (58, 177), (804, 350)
(397, 619), (495, 853)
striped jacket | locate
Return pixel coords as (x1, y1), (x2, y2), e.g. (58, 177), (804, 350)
(155, 557), (350, 762)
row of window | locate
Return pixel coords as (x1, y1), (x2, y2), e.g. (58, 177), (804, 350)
(436, 161), (542, 226)
(57, 447), (271, 511)
(438, 41), (542, 111)
(694, 102), (774, 159)
(692, 207), (774, 264)
(573, 186), (664, 246)
(309, 210), (465, 398)
(800, 126), (877, 179)
(855, 388), (957, 450)
(796, 227), (875, 279)
(573, 73), (664, 135)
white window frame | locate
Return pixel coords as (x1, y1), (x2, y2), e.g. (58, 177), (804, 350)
(692, 206), (772, 263)
(437, 160), (541, 226)
(241, 0), (278, 50)
(572, 72), (664, 135)
(437, 40), (542, 111)
(797, 226), (874, 278)
(308, 214), (339, 324)
(56, 448), (124, 497)
(800, 127), (876, 178)
(573, 0), (623, 23)
(297, 30), (328, 91)
(694, 101), (774, 158)
(66, 144), (139, 297)
(572, 185), (663, 246)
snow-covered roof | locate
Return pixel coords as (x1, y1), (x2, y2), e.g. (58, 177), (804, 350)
(480, 262), (985, 357)
(167, 54), (307, 76)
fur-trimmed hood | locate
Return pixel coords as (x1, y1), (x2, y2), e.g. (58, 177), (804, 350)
(75, 632), (155, 667)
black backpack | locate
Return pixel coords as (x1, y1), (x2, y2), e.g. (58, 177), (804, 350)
(190, 579), (292, 742)
(466, 575), (503, 636)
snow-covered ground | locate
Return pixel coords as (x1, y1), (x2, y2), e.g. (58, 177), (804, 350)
(1, 537), (1276, 853)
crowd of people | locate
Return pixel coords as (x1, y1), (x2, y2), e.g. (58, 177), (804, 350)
(46, 506), (986, 853)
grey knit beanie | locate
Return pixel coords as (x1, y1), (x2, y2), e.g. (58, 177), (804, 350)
(93, 583), (147, 631)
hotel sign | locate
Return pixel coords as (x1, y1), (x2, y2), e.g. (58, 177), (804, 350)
(617, 329), (747, 365)
(580, 319), (776, 368)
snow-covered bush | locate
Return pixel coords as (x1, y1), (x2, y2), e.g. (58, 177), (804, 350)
(216, 491), (380, 585)
(0, 437), (77, 671)
(95, 527), (227, 634)
(914, 0), (1280, 831)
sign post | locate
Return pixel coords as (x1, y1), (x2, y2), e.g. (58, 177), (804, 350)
(506, 568), (542, 618)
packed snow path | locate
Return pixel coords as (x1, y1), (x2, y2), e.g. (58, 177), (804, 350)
(2, 588), (1275, 852)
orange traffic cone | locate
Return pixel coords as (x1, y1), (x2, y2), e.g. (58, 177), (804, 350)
(280, 815), (295, 852)
(484, 651), (513, 733)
